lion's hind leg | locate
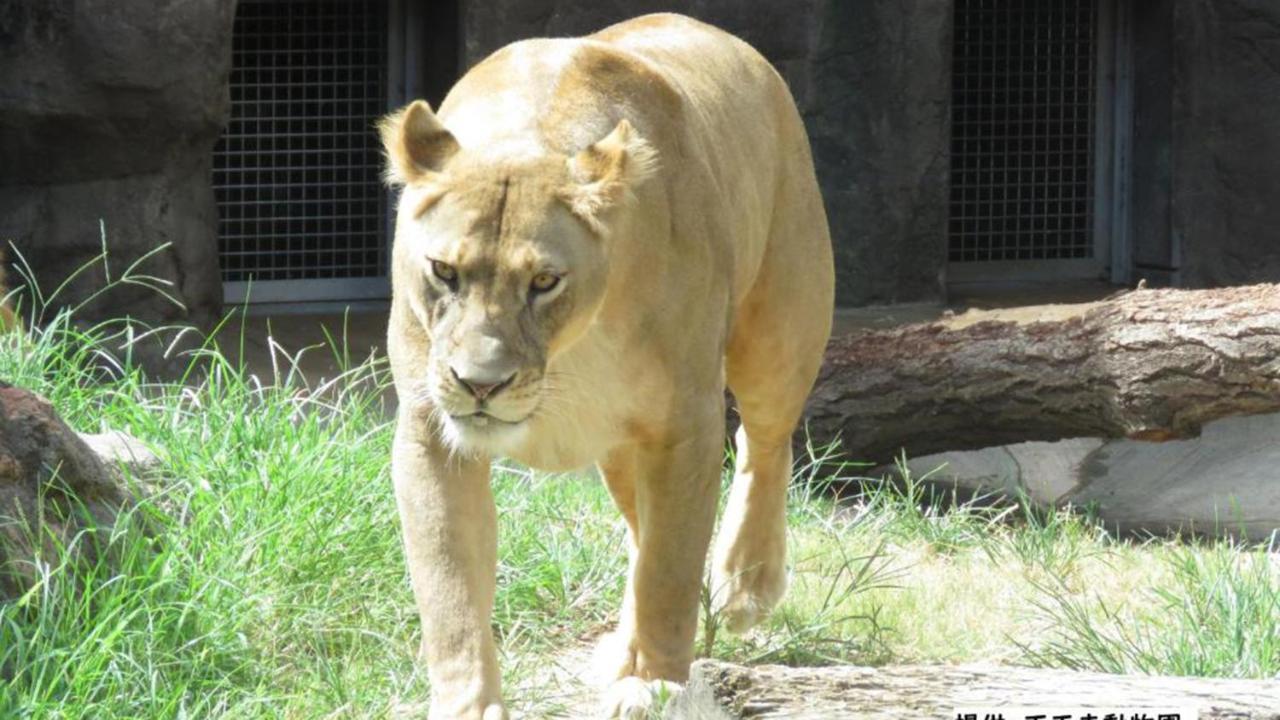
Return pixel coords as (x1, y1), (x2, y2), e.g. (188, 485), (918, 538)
(715, 326), (830, 633)
(713, 183), (834, 634)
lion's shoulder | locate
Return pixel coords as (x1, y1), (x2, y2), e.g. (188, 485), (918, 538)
(517, 38), (685, 156)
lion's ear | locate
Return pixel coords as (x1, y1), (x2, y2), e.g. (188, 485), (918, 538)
(378, 100), (460, 186)
(562, 119), (658, 231)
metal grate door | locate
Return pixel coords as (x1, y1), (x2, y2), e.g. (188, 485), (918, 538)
(949, 0), (1110, 278)
(214, 0), (391, 304)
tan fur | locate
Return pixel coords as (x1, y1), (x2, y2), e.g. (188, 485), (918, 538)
(383, 14), (833, 719)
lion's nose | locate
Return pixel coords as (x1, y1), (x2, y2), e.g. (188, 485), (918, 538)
(450, 366), (515, 401)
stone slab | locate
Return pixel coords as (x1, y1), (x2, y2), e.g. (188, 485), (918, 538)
(903, 412), (1280, 539)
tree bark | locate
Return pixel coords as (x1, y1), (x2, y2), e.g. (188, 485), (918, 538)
(804, 284), (1280, 464)
(673, 659), (1280, 719)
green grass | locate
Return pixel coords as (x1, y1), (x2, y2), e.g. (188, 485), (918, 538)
(1, 252), (1277, 718)
(1025, 541), (1280, 677)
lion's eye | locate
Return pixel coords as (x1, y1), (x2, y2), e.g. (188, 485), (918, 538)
(431, 260), (458, 287)
(530, 273), (561, 294)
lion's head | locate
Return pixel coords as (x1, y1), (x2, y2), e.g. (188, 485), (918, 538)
(380, 100), (656, 454)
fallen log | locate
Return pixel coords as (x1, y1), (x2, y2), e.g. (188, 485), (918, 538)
(803, 284), (1280, 464)
(671, 660), (1280, 719)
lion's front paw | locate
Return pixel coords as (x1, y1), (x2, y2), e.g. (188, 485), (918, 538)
(710, 545), (787, 634)
(592, 627), (637, 686)
(600, 676), (683, 719)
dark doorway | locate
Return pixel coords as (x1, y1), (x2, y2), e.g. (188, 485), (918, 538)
(948, 0), (1116, 283)
(213, 0), (460, 307)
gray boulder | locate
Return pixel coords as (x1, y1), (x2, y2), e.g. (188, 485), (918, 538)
(78, 429), (162, 479)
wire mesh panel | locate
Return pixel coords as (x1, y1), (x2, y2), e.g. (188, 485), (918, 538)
(213, 0), (389, 291)
(950, 0), (1098, 263)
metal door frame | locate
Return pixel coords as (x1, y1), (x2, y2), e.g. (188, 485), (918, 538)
(947, 0), (1131, 286)
(220, 0), (422, 307)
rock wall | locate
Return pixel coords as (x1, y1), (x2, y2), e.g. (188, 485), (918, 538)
(802, 2), (951, 306)
(458, 0), (951, 307)
(0, 0), (233, 336)
(4, 0), (1276, 333)
(1169, 0), (1280, 288)
(1129, 0), (1177, 282)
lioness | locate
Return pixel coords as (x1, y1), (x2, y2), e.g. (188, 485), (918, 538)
(382, 13), (833, 718)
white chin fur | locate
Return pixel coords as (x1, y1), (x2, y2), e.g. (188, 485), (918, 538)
(440, 415), (531, 457)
